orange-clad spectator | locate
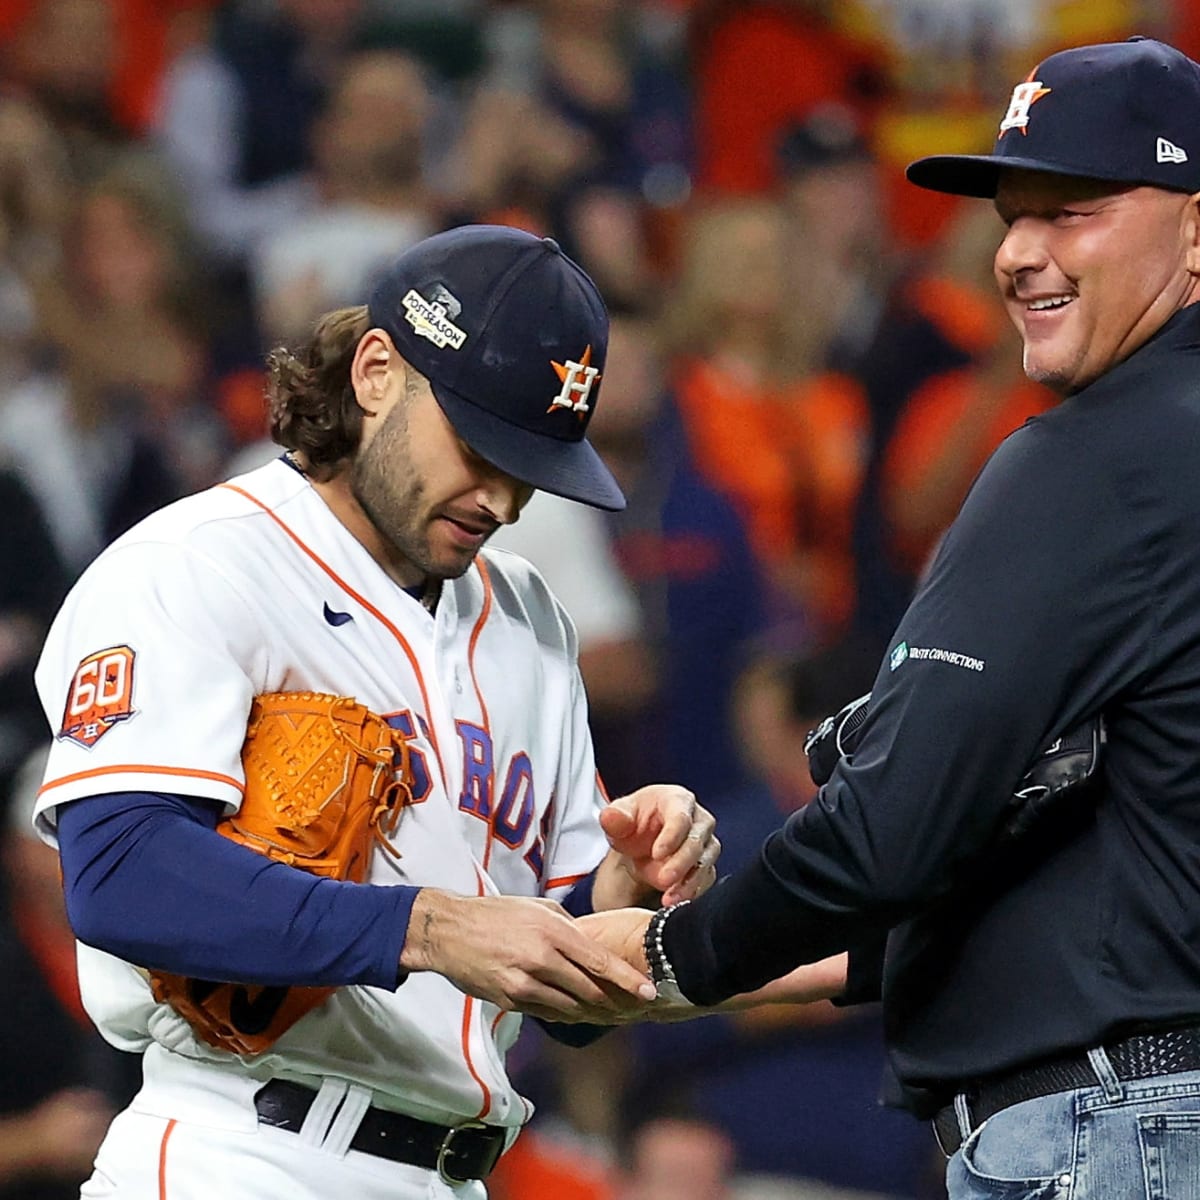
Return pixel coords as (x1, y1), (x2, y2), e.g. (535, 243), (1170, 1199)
(663, 197), (868, 636)
(687, 0), (888, 197)
(882, 345), (1054, 575)
(880, 201), (1057, 577)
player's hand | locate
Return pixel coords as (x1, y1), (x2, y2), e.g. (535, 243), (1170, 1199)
(576, 908), (693, 1025)
(577, 913), (850, 1024)
(398, 889), (656, 1023)
(594, 784), (719, 909)
(576, 907), (653, 973)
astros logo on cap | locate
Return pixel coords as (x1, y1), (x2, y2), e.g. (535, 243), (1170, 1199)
(548, 345), (601, 417)
(999, 71), (1052, 135)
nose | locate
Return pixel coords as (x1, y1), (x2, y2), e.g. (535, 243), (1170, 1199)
(477, 467), (534, 525)
(994, 216), (1050, 285)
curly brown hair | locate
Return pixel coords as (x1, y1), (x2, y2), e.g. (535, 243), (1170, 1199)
(266, 306), (371, 480)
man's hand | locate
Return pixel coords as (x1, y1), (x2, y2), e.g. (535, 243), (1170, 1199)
(577, 910), (849, 1024)
(577, 906), (653, 974)
(399, 889), (657, 1023)
(594, 785), (720, 910)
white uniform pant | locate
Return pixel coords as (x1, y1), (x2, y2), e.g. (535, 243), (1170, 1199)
(79, 1048), (492, 1200)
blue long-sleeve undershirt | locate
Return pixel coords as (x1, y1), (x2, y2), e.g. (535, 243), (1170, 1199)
(54, 791), (607, 1049)
(56, 791), (414, 989)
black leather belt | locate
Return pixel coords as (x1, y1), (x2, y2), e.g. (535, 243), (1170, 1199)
(253, 1079), (506, 1183)
(933, 1024), (1200, 1157)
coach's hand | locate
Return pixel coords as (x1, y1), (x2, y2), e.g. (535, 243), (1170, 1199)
(594, 785), (720, 910)
(398, 889), (656, 1023)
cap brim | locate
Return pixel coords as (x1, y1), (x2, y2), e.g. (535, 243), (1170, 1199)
(431, 381), (626, 512)
(906, 153), (1151, 198)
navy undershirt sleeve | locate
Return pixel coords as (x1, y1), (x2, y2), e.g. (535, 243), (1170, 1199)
(559, 870), (597, 919)
(56, 791), (416, 989)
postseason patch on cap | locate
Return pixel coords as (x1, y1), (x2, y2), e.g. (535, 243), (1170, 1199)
(402, 286), (467, 350)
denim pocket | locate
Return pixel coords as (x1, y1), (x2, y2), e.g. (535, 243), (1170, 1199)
(1139, 1112), (1200, 1200)
(952, 1094), (1076, 1200)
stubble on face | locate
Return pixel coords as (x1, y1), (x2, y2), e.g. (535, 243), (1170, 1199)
(350, 391), (440, 578)
(350, 372), (503, 583)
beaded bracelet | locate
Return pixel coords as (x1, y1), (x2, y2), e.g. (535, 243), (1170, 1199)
(643, 901), (691, 1001)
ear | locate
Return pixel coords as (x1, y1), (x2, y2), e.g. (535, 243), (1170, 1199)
(350, 328), (396, 415)
(1183, 191), (1200, 277)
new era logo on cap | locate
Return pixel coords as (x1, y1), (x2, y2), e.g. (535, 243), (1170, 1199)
(1157, 137), (1188, 164)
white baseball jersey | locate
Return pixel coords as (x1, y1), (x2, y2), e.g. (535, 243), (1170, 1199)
(33, 457), (609, 1132)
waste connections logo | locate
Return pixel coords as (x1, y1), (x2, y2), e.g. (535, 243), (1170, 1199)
(889, 641), (985, 672)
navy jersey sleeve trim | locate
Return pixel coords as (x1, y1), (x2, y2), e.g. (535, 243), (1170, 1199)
(57, 791), (415, 990)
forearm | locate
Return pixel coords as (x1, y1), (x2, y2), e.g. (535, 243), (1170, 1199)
(715, 952), (848, 1011)
(57, 792), (413, 988)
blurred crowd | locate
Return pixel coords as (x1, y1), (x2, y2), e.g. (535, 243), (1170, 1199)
(0, 1), (1195, 1197)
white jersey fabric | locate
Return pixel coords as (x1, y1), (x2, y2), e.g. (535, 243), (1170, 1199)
(33, 457), (609, 1139)
(488, 490), (642, 649)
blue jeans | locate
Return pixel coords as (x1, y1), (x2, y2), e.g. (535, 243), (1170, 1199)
(945, 1048), (1200, 1199)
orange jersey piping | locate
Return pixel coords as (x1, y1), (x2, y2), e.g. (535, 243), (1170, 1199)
(219, 482), (448, 785)
(464, 863), (494, 1119)
(545, 870), (590, 891)
(39, 763), (244, 799)
(469, 559), (496, 869)
(158, 1119), (177, 1200)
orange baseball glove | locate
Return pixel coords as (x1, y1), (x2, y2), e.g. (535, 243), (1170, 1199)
(150, 691), (414, 1056)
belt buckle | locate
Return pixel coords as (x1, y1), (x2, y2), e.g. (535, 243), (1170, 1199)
(436, 1120), (502, 1186)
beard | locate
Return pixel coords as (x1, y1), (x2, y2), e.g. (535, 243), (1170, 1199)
(349, 399), (479, 582)
(351, 401), (439, 578)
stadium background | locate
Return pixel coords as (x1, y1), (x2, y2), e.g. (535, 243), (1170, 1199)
(0, 2), (1190, 1196)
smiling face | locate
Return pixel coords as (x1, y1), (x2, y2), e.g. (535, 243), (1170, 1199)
(350, 348), (534, 583)
(993, 170), (1200, 394)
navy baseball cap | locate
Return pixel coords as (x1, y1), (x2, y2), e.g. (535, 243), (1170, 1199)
(907, 37), (1200, 198)
(368, 224), (625, 511)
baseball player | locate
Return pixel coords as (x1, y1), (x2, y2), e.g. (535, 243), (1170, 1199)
(31, 226), (723, 1199)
